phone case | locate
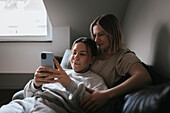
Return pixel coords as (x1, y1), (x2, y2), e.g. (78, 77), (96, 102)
(41, 51), (55, 68)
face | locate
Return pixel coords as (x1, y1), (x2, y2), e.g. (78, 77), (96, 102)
(70, 42), (95, 73)
(93, 24), (111, 52)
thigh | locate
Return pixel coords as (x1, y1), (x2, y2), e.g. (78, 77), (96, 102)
(0, 97), (34, 113)
(31, 97), (68, 113)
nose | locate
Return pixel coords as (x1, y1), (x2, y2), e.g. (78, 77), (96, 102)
(95, 36), (100, 43)
(75, 53), (80, 60)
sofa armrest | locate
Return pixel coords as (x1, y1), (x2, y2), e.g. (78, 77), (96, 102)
(12, 90), (24, 100)
(122, 82), (170, 113)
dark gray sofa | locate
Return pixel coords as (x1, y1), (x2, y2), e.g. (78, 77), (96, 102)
(12, 49), (170, 113)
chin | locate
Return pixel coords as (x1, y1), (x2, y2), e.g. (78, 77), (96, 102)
(99, 46), (104, 50)
(73, 68), (80, 72)
(75, 69), (87, 73)
(74, 70), (81, 73)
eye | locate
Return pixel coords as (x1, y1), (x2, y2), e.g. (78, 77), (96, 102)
(80, 53), (86, 56)
(98, 33), (104, 36)
(93, 34), (96, 37)
(80, 51), (87, 56)
(73, 51), (76, 55)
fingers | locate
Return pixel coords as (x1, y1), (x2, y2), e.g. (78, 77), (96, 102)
(81, 96), (98, 113)
(34, 73), (51, 88)
(80, 89), (99, 113)
(35, 70), (48, 77)
(44, 72), (64, 80)
(86, 87), (95, 94)
(38, 66), (55, 73)
(80, 88), (95, 108)
(54, 58), (63, 71)
(80, 95), (91, 108)
(38, 58), (65, 74)
(86, 103), (98, 113)
(34, 61), (66, 87)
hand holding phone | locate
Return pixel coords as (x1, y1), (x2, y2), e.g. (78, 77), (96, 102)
(41, 51), (55, 73)
(34, 54), (72, 88)
(33, 51), (55, 88)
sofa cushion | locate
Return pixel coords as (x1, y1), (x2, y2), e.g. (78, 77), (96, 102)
(60, 49), (71, 69)
(122, 82), (170, 113)
(12, 90), (24, 100)
(142, 62), (170, 85)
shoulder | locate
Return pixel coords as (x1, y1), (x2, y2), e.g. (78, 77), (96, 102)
(85, 71), (107, 89)
(117, 49), (140, 63)
(116, 49), (141, 76)
(86, 71), (104, 81)
(88, 70), (101, 77)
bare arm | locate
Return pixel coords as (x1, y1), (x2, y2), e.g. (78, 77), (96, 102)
(106, 62), (152, 99)
(81, 62), (152, 112)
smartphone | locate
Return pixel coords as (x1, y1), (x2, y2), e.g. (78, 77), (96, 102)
(41, 51), (55, 73)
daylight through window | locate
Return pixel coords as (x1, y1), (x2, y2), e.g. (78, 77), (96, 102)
(0, 0), (47, 37)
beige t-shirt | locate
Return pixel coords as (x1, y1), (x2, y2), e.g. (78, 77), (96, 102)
(90, 49), (140, 88)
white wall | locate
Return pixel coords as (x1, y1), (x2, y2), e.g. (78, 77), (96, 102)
(0, 0), (128, 88)
(0, 26), (70, 89)
(0, 26), (70, 73)
(0, 0), (129, 73)
(43, 0), (129, 44)
(123, 0), (170, 78)
(0, 0), (129, 89)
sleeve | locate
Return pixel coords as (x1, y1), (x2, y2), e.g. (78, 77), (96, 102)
(66, 80), (90, 105)
(23, 79), (41, 98)
(116, 51), (141, 76)
(65, 73), (108, 106)
(91, 81), (107, 91)
(90, 74), (108, 91)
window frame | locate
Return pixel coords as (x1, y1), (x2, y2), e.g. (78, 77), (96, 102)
(0, 17), (52, 42)
(0, 0), (52, 42)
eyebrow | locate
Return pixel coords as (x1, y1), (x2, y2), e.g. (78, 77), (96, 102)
(73, 50), (88, 53)
(93, 31), (104, 35)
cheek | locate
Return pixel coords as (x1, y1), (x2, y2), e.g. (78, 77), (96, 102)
(106, 40), (111, 47)
(104, 37), (111, 46)
(83, 57), (91, 65)
(70, 55), (74, 63)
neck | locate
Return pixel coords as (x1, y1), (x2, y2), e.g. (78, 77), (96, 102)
(99, 50), (114, 60)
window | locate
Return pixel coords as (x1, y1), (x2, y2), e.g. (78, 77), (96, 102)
(0, 0), (52, 41)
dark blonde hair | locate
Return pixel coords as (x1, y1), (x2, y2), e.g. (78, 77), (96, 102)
(90, 14), (124, 53)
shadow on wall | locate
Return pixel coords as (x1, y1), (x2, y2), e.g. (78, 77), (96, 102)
(152, 24), (170, 79)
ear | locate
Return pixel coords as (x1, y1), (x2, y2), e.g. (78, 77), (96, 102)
(90, 56), (96, 64)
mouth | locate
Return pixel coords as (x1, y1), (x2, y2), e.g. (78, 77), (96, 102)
(73, 62), (80, 66)
(97, 43), (102, 46)
(97, 43), (103, 48)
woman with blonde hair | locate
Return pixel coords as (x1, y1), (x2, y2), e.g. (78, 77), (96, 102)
(80, 14), (152, 112)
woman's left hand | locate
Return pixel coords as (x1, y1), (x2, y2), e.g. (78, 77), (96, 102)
(80, 87), (110, 113)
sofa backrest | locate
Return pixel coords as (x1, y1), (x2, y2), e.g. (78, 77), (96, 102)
(60, 49), (71, 69)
